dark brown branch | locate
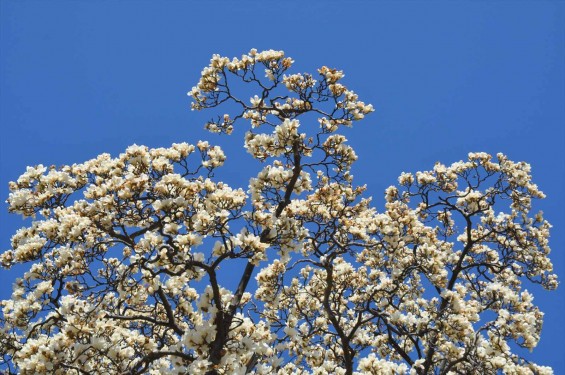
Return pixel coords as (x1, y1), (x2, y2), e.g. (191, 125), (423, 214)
(206, 141), (303, 374)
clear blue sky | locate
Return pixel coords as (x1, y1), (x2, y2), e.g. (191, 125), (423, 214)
(1, 1), (563, 371)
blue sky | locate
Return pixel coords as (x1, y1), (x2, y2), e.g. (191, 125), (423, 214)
(1, 1), (563, 371)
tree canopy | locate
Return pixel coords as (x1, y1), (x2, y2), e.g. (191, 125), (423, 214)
(0, 49), (558, 374)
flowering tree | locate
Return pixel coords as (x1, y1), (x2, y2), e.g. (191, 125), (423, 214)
(0, 49), (558, 375)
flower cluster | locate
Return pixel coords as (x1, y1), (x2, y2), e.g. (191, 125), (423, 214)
(244, 119), (306, 161)
(188, 49), (374, 135)
(188, 49), (292, 112)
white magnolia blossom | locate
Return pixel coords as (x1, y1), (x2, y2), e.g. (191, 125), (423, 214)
(1, 50), (557, 375)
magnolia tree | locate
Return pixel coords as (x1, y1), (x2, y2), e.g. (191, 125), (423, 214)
(0, 49), (558, 375)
